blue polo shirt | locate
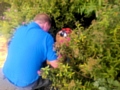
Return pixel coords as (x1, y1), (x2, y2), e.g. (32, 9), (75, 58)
(3, 22), (57, 87)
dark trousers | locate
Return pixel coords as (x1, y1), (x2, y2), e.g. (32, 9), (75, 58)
(33, 78), (52, 90)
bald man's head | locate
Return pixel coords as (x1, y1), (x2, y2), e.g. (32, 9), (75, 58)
(34, 13), (52, 32)
(34, 13), (52, 25)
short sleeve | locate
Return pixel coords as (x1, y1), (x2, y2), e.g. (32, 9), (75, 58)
(47, 35), (57, 61)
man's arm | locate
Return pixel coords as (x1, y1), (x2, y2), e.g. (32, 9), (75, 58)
(47, 60), (58, 68)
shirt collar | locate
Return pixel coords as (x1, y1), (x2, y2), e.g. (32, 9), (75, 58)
(28, 22), (42, 29)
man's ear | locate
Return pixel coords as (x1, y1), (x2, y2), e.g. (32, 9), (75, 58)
(44, 22), (47, 26)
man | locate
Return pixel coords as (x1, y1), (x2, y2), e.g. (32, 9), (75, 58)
(0, 13), (58, 90)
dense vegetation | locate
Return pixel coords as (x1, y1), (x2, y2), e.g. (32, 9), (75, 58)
(0, 0), (120, 90)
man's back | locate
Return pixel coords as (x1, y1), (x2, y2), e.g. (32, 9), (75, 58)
(2, 22), (57, 87)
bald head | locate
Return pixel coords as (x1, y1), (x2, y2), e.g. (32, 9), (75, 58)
(34, 13), (52, 32)
(34, 13), (52, 25)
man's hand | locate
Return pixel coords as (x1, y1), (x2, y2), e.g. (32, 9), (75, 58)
(46, 60), (50, 65)
(46, 60), (58, 68)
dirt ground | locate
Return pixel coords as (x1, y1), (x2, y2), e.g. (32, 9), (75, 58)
(0, 52), (6, 68)
(0, 36), (7, 68)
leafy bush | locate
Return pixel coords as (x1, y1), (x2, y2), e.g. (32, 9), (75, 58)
(0, 0), (104, 38)
(1, 0), (120, 90)
(41, 1), (120, 90)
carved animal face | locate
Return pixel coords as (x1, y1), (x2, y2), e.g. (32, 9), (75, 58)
(55, 28), (72, 62)
(56, 28), (72, 46)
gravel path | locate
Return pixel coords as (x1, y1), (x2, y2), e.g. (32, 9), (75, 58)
(0, 36), (7, 68)
(0, 49), (7, 68)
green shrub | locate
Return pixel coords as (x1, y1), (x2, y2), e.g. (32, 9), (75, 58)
(41, 1), (120, 90)
(0, 0), (120, 90)
(0, 0), (104, 38)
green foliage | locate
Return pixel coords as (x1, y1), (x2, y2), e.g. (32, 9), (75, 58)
(1, 0), (120, 89)
(0, 0), (105, 38)
(41, 1), (120, 90)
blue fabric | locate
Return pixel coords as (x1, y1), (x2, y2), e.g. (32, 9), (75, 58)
(3, 22), (57, 87)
